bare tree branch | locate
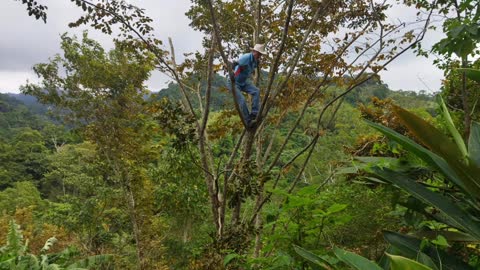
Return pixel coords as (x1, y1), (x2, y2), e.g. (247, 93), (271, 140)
(206, 0), (249, 128)
(257, 0), (295, 122)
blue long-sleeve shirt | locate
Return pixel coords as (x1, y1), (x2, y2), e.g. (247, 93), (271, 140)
(234, 53), (257, 87)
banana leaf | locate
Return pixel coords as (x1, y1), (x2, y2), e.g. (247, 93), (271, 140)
(293, 245), (331, 269)
(391, 105), (480, 200)
(469, 122), (480, 167)
(391, 105), (463, 159)
(383, 231), (473, 270)
(437, 96), (468, 157)
(386, 254), (432, 270)
(333, 247), (383, 270)
(416, 231), (479, 242)
(366, 119), (480, 201)
(416, 253), (439, 270)
(371, 167), (480, 240)
(366, 121), (464, 190)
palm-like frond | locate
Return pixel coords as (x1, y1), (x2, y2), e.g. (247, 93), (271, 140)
(5, 220), (26, 257)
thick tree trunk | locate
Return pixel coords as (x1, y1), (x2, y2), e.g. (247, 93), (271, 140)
(119, 167), (156, 269)
(196, 34), (221, 234)
(183, 218), (192, 243)
(232, 130), (256, 225)
(199, 138), (220, 231)
(125, 184), (146, 270)
(253, 187), (264, 258)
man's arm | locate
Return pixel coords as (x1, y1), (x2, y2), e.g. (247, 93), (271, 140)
(234, 65), (245, 77)
(234, 53), (250, 77)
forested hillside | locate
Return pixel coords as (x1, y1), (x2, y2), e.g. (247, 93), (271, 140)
(2, 81), (436, 269)
(2, 0), (480, 269)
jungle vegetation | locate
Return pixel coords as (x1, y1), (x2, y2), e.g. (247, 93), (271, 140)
(2, 0), (480, 269)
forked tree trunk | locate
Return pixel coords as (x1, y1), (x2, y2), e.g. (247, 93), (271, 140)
(231, 130), (256, 225)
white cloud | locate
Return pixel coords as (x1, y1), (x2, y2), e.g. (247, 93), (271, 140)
(380, 51), (443, 93)
(0, 0), (203, 93)
(0, 71), (40, 93)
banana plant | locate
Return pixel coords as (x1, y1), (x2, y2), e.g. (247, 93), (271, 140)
(366, 99), (480, 228)
(358, 93), (480, 269)
(293, 245), (433, 270)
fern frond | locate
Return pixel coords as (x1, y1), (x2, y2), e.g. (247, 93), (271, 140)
(6, 220), (25, 257)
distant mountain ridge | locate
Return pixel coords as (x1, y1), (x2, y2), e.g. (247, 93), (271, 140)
(2, 74), (435, 122)
(0, 93), (51, 135)
(154, 74), (232, 111)
(4, 93), (50, 116)
(154, 74), (435, 110)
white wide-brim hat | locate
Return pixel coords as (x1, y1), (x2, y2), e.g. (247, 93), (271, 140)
(251, 44), (267, 55)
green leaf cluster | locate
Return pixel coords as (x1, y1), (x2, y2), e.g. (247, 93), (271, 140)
(357, 94), (480, 267)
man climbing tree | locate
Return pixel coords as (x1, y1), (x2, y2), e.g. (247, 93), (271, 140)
(15, 0), (436, 266)
(233, 44), (267, 128)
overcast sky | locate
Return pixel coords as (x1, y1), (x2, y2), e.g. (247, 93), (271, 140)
(0, 0), (444, 94)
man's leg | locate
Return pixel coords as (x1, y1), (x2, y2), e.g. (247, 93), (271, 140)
(234, 83), (251, 122)
(242, 83), (260, 120)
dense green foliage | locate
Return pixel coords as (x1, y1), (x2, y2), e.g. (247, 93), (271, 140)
(6, 0), (480, 268)
(0, 219), (112, 269)
(1, 75), (437, 269)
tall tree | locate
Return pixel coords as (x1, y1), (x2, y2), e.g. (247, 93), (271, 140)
(22, 32), (166, 269)
(183, 0), (433, 262)
(0, 128), (49, 189)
